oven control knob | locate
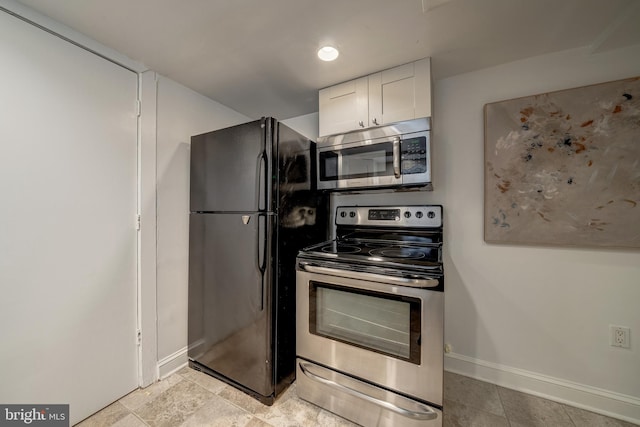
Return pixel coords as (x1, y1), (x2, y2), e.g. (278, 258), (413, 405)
(404, 211), (411, 218)
(415, 211), (423, 218)
(349, 211), (356, 218)
(340, 211), (347, 218)
(427, 211), (436, 219)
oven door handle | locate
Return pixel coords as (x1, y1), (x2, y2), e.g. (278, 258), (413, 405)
(299, 263), (439, 288)
(299, 362), (438, 421)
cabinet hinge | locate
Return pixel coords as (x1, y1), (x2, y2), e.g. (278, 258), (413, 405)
(137, 329), (142, 346)
(136, 99), (141, 117)
(136, 214), (141, 230)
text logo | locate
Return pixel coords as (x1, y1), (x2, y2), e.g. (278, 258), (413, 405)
(0, 405), (68, 426)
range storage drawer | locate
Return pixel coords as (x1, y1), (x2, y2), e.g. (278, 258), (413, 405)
(296, 359), (442, 427)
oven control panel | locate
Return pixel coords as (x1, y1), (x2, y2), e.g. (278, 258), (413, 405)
(335, 205), (442, 228)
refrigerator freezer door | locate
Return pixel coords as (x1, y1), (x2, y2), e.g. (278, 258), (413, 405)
(190, 118), (273, 213)
(188, 212), (275, 398)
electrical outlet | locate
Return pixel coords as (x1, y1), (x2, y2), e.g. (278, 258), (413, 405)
(610, 325), (630, 349)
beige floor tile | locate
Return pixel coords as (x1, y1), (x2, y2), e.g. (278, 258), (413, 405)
(217, 385), (273, 416)
(110, 413), (148, 427)
(75, 401), (131, 427)
(444, 372), (505, 417)
(245, 418), (274, 427)
(508, 421), (543, 427)
(134, 379), (215, 427)
(497, 386), (574, 427)
(563, 405), (639, 427)
(255, 384), (322, 427)
(119, 374), (183, 411)
(178, 366), (227, 394)
(180, 394), (253, 427)
(443, 399), (510, 427)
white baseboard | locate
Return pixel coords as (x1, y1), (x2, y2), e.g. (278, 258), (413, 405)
(444, 352), (640, 425)
(157, 346), (188, 379)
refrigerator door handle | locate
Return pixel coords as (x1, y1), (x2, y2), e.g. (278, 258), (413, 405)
(257, 117), (272, 212)
(257, 213), (267, 311)
(257, 151), (268, 211)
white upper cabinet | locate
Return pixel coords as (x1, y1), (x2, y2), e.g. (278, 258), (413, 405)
(318, 76), (368, 137)
(369, 58), (431, 126)
(319, 58), (431, 137)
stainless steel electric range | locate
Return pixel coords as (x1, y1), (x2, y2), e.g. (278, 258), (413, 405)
(296, 205), (444, 427)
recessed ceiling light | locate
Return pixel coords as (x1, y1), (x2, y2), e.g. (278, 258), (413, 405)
(317, 46), (339, 62)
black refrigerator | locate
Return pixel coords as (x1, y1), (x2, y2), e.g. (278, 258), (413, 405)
(188, 117), (326, 405)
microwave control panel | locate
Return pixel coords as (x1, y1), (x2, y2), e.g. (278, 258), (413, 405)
(401, 136), (427, 175)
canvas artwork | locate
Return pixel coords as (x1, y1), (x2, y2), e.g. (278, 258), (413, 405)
(484, 77), (640, 249)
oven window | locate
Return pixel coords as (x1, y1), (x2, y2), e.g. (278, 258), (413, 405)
(319, 142), (394, 181)
(309, 281), (421, 364)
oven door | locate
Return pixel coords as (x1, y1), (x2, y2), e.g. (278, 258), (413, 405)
(296, 265), (443, 406)
(317, 137), (402, 190)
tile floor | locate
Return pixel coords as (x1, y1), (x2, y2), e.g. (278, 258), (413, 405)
(77, 367), (637, 427)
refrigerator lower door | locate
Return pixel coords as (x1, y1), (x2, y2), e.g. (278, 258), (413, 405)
(188, 212), (275, 399)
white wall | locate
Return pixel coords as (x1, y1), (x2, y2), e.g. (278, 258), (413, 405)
(155, 76), (249, 375)
(435, 44), (640, 422)
(282, 112), (319, 140)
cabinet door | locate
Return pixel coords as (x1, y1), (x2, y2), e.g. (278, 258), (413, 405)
(319, 77), (368, 137)
(369, 58), (432, 126)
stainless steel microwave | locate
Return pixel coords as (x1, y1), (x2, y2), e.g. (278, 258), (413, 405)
(316, 117), (432, 191)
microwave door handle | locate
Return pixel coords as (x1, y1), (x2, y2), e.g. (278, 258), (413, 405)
(392, 137), (401, 178)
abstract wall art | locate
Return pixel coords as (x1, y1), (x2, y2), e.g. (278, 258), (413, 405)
(484, 77), (640, 249)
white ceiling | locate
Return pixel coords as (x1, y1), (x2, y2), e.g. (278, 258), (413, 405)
(16, 0), (640, 120)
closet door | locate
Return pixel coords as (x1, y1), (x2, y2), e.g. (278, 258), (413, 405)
(0, 10), (138, 425)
